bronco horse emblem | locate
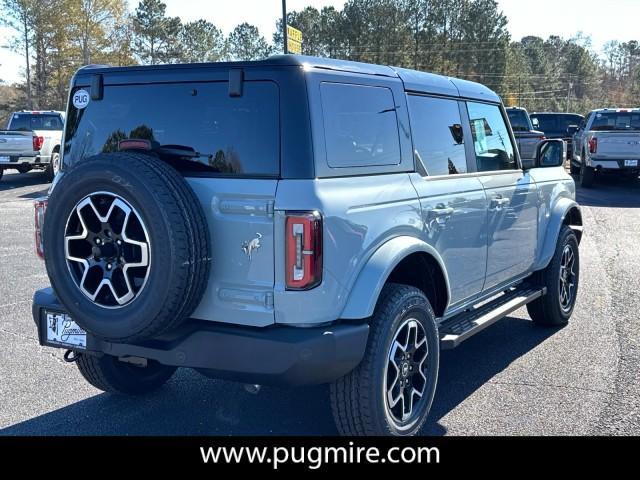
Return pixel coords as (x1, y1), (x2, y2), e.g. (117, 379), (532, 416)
(241, 233), (262, 260)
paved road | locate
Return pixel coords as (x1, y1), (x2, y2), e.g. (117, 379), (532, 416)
(0, 170), (638, 435)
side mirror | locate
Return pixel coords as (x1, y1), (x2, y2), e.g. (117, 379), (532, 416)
(532, 118), (539, 129)
(566, 125), (579, 136)
(533, 139), (564, 168)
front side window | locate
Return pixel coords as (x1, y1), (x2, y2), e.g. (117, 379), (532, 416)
(408, 95), (467, 176)
(467, 102), (517, 172)
(320, 82), (401, 168)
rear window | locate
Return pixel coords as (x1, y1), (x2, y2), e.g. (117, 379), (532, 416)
(506, 109), (531, 132)
(9, 113), (63, 131)
(590, 112), (640, 131)
(320, 82), (401, 168)
(63, 81), (280, 176)
(531, 114), (583, 133)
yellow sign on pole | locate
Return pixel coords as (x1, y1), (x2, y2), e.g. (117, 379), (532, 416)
(287, 25), (303, 43)
(286, 25), (303, 54)
(287, 38), (302, 54)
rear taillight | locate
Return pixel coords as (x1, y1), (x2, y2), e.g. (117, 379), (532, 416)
(34, 197), (48, 259)
(537, 136), (546, 141)
(285, 211), (322, 290)
(589, 137), (598, 154)
(32, 135), (44, 151)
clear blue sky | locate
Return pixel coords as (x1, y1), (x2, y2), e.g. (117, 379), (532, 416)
(2, 0), (639, 84)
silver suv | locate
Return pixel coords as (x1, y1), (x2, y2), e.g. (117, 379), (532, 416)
(32, 56), (582, 436)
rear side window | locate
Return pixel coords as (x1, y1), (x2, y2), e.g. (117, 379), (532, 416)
(407, 95), (467, 176)
(320, 82), (401, 168)
(63, 81), (279, 176)
(467, 102), (517, 172)
(9, 114), (63, 131)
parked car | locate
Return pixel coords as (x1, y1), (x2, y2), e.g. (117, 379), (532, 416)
(530, 112), (584, 161)
(505, 106), (546, 168)
(571, 108), (640, 187)
(32, 56), (582, 436)
(0, 110), (64, 182)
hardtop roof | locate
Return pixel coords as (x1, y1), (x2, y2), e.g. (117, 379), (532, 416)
(77, 54), (501, 103)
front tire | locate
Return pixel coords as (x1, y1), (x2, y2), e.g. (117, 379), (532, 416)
(76, 353), (176, 395)
(330, 284), (439, 436)
(527, 226), (580, 326)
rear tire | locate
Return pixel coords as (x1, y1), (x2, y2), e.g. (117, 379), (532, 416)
(527, 226), (579, 326)
(579, 158), (595, 188)
(44, 151), (59, 182)
(76, 353), (176, 395)
(330, 284), (439, 436)
(569, 161), (580, 175)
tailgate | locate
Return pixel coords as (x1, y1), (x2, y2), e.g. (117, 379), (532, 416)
(186, 178), (277, 327)
(0, 131), (33, 155)
(593, 133), (640, 159)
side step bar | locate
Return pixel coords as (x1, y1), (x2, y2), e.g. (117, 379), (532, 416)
(439, 286), (546, 350)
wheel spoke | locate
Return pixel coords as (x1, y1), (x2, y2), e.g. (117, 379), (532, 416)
(64, 192), (150, 308)
(385, 317), (430, 427)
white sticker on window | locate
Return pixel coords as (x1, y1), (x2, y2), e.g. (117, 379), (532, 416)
(72, 89), (90, 109)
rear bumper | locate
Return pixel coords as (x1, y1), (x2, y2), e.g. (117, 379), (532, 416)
(0, 154), (50, 166)
(32, 288), (369, 386)
(589, 159), (640, 171)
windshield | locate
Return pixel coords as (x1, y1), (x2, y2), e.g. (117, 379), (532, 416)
(9, 113), (63, 131)
(507, 109), (531, 131)
(590, 112), (640, 131)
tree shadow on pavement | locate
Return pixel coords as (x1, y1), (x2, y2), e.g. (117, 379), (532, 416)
(0, 171), (49, 193)
(573, 173), (640, 208)
(1, 316), (557, 436)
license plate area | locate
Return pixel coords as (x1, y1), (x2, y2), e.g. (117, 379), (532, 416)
(43, 311), (87, 349)
(625, 159), (638, 167)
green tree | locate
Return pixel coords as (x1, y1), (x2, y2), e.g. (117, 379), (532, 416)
(225, 23), (272, 61)
(132, 0), (182, 64)
(69, 0), (129, 65)
(179, 19), (224, 63)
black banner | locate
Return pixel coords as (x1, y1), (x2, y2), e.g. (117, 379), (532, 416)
(0, 436), (635, 472)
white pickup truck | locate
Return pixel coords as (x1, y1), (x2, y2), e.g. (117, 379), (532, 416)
(0, 110), (64, 183)
(571, 108), (640, 188)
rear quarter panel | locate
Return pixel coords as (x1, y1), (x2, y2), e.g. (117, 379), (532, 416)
(273, 174), (423, 325)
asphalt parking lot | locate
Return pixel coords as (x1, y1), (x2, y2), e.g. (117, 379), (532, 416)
(0, 169), (638, 435)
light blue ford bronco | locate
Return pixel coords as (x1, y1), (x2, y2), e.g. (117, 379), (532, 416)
(32, 55), (582, 436)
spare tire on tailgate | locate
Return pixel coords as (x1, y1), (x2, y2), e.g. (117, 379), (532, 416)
(42, 152), (210, 342)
